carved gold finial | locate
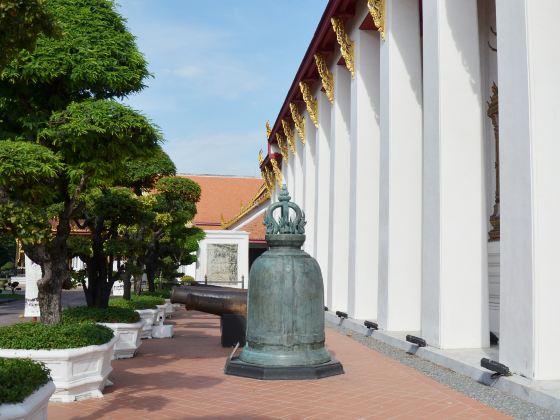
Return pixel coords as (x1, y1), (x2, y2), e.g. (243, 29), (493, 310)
(299, 82), (319, 128)
(367, 0), (386, 40)
(266, 120), (272, 139)
(331, 17), (355, 78)
(276, 132), (289, 161)
(282, 119), (296, 154)
(262, 166), (275, 192)
(314, 53), (334, 103)
(289, 103), (305, 145)
(270, 157), (283, 188)
(258, 149), (264, 166)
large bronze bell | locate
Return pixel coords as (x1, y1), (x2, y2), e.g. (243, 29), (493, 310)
(225, 186), (343, 379)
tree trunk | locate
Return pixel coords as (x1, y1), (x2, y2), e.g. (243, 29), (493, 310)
(122, 270), (132, 300)
(146, 262), (155, 292)
(37, 257), (66, 324)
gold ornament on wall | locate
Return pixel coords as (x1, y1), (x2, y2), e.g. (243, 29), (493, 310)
(270, 157), (283, 188)
(266, 120), (272, 139)
(367, 0), (386, 40)
(258, 149), (264, 166)
(266, 166), (277, 191)
(314, 53), (334, 104)
(289, 103), (306, 145)
(331, 17), (355, 78)
(299, 81), (318, 128)
(276, 132), (289, 161)
(282, 119), (296, 154)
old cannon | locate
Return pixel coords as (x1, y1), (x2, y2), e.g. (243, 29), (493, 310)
(171, 286), (247, 347)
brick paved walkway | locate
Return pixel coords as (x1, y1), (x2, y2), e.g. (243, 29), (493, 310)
(48, 309), (509, 420)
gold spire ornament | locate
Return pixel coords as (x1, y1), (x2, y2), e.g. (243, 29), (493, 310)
(276, 132), (289, 161)
(299, 81), (318, 128)
(270, 157), (283, 188)
(258, 149), (264, 166)
(266, 166), (276, 192)
(331, 17), (355, 78)
(367, 0), (386, 40)
(314, 53), (334, 103)
(282, 119), (296, 154)
(289, 103), (305, 145)
(266, 121), (272, 139)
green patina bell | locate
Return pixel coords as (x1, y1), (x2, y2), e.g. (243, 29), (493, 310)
(225, 185), (343, 380)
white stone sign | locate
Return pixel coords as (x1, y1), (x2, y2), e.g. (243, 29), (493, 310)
(24, 256), (41, 317)
(112, 280), (124, 296)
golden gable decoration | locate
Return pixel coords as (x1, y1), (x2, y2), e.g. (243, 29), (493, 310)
(282, 119), (296, 154)
(314, 53), (334, 104)
(289, 103), (305, 145)
(331, 17), (355, 78)
(299, 81), (319, 128)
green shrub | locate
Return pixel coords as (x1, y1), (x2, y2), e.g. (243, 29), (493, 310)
(0, 323), (113, 350)
(110, 295), (165, 310)
(181, 275), (196, 285)
(141, 290), (171, 299)
(0, 358), (51, 404)
(63, 306), (140, 324)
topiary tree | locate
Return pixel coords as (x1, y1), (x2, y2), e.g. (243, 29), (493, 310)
(0, 0), (158, 324)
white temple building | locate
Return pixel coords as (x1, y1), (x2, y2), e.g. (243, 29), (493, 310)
(232, 0), (560, 388)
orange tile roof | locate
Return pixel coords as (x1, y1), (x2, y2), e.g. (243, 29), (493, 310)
(179, 174), (264, 231)
(239, 214), (266, 243)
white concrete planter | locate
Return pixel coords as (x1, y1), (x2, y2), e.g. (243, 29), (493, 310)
(0, 381), (55, 420)
(135, 309), (157, 339)
(0, 336), (117, 403)
(164, 299), (174, 317)
(98, 320), (144, 359)
(152, 324), (174, 339)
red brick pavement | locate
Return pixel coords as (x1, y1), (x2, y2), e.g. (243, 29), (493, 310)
(48, 310), (509, 420)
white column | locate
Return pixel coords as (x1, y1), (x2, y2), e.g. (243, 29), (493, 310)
(281, 156), (289, 192)
(314, 92), (333, 306)
(347, 28), (381, 320)
(378, 0), (423, 331)
(286, 149), (294, 195)
(295, 133), (305, 207)
(328, 63), (352, 313)
(303, 113), (317, 257)
(421, 0), (489, 349)
(497, 0), (560, 380)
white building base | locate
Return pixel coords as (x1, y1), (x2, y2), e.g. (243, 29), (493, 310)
(326, 311), (560, 414)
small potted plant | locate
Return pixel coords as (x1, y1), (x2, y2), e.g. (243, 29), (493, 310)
(63, 306), (144, 359)
(0, 358), (55, 420)
(0, 322), (116, 402)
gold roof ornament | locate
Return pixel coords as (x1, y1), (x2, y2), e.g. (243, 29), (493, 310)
(289, 103), (306, 145)
(265, 166), (276, 192)
(367, 0), (386, 40)
(266, 120), (272, 139)
(258, 149), (264, 166)
(299, 81), (318, 128)
(270, 157), (283, 188)
(282, 119), (296, 154)
(331, 17), (355, 78)
(314, 53), (334, 103)
(276, 132), (289, 161)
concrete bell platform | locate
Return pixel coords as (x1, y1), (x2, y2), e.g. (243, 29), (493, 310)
(152, 325), (174, 338)
(224, 356), (344, 380)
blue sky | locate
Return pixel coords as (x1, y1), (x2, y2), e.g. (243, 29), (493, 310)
(117, 0), (327, 177)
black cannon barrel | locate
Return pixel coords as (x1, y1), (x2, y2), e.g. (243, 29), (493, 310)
(171, 286), (247, 316)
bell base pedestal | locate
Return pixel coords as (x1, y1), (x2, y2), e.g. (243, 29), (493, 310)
(224, 356), (344, 380)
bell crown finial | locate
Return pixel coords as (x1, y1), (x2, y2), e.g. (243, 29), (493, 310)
(264, 185), (306, 235)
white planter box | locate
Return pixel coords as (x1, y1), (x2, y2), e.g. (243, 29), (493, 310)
(0, 336), (117, 403)
(0, 381), (55, 420)
(98, 320), (144, 359)
(135, 309), (158, 339)
(164, 299), (174, 317)
(152, 324), (174, 339)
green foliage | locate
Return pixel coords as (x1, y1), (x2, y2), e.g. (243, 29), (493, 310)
(142, 290), (171, 299)
(181, 275), (196, 285)
(63, 306), (140, 324)
(1, 0), (148, 98)
(0, 234), (15, 268)
(0, 0), (58, 69)
(0, 322), (113, 349)
(109, 295), (164, 310)
(0, 358), (51, 404)
(121, 145), (176, 193)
